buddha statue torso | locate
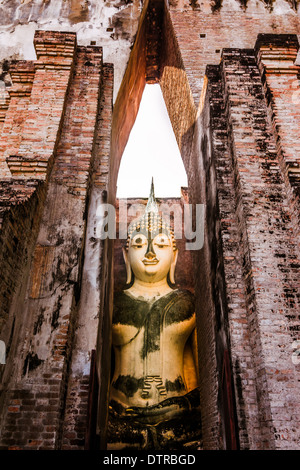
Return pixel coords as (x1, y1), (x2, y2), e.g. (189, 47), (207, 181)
(111, 288), (196, 412)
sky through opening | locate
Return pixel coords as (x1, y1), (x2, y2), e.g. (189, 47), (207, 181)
(116, 84), (188, 198)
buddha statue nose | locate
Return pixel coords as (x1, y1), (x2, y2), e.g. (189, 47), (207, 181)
(145, 239), (156, 259)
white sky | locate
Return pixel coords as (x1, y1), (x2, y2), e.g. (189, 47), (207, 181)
(116, 84), (188, 198)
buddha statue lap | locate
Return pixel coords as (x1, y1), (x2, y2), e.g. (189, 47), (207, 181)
(107, 181), (202, 450)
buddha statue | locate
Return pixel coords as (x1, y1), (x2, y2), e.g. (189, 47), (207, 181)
(108, 180), (202, 450)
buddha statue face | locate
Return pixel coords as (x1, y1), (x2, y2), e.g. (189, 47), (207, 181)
(126, 231), (177, 284)
(123, 179), (178, 286)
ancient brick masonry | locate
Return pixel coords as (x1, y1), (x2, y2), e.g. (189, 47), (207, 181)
(2, 31), (76, 181)
(169, 6), (300, 108)
(61, 62), (114, 451)
(0, 60), (35, 179)
(0, 31), (77, 338)
(0, 31), (113, 450)
(194, 37), (300, 449)
(255, 35), (300, 245)
(0, 1), (300, 451)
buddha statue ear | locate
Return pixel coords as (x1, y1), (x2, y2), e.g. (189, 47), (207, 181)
(122, 247), (132, 284)
(169, 249), (178, 285)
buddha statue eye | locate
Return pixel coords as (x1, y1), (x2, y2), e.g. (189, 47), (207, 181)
(155, 236), (170, 248)
(131, 236), (146, 248)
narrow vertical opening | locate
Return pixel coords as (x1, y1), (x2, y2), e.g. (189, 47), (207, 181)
(102, 0), (203, 451)
(108, 81), (201, 450)
(116, 83), (187, 198)
(114, 82), (193, 293)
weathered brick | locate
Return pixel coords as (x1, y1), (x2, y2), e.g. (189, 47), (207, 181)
(0, 2), (300, 453)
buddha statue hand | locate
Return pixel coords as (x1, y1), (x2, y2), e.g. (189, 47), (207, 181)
(124, 388), (200, 425)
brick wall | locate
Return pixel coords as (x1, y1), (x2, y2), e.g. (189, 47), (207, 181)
(222, 46), (300, 449)
(0, 33), (112, 450)
(255, 34), (300, 246)
(61, 62), (114, 451)
(202, 64), (261, 449)
(193, 40), (300, 449)
(0, 2), (300, 451)
(0, 60), (35, 179)
(169, 6), (300, 108)
(1, 32), (76, 181)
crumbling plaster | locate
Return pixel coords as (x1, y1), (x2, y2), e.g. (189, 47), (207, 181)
(1, 0), (300, 103)
(0, 0), (143, 100)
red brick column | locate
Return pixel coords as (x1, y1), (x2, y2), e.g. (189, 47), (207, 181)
(94, 63), (114, 189)
(202, 64), (261, 450)
(60, 62), (114, 450)
(220, 48), (300, 449)
(7, 31), (76, 181)
(0, 42), (103, 451)
(0, 61), (35, 178)
(255, 34), (300, 245)
(194, 46), (300, 450)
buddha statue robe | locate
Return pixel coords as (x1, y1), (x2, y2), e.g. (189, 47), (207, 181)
(111, 288), (196, 418)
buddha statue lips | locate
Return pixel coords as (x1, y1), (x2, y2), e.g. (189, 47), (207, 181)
(110, 179), (200, 429)
(142, 256), (159, 265)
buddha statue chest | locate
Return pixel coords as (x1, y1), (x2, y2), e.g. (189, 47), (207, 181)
(111, 289), (195, 407)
